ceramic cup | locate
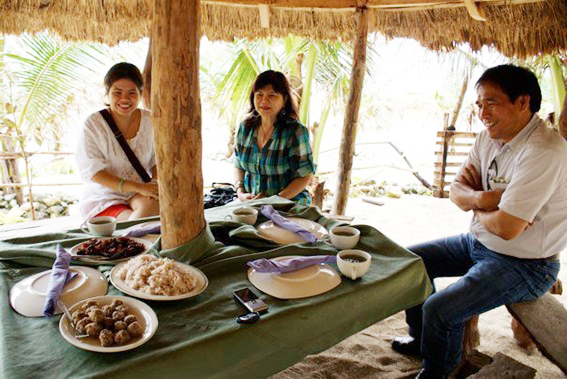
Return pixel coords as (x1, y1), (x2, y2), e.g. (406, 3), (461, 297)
(81, 216), (116, 237)
(337, 249), (372, 280)
(225, 206), (258, 225)
(329, 226), (360, 250)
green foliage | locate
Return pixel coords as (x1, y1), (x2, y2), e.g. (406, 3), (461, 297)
(204, 35), (384, 174)
(44, 159), (75, 175)
(1, 33), (110, 149)
(0, 206), (26, 224)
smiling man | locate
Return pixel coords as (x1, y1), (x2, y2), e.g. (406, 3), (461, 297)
(391, 65), (567, 378)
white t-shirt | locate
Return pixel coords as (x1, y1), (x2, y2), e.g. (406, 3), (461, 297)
(460, 114), (567, 259)
(75, 109), (155, 220)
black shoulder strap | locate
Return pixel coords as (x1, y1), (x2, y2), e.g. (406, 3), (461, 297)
(99, 109), (151, 183)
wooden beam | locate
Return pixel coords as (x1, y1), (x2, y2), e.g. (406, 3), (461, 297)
(434, 151), (469, 156)
(203, 0), (544, 10)
(258, 4), (270, 28)
(152, 0), (205, 250)
(436, 131), (477, 138)
(463, 0), (487, 20)
(332, 6), (368, 216)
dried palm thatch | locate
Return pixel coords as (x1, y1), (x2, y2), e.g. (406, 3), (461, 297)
(0, 0), (565, 57)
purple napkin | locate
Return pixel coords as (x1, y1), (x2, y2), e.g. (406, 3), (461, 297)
(260, 205), (318, 243)
(43, 245), (78, 317)
(247, 255), (336, 273)
(125, 224), (161, 237)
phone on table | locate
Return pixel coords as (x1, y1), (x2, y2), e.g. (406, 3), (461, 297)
(233, 287), (268, 314)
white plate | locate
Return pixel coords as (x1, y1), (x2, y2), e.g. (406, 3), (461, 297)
(247, 256), (341, 299)
(59, 295), (158, 353)
(121, 221), (161, 237)
(70, 237), (154, 264)
(257, 218), (328, 244)
(109, 260), (208, 301)
(9, 266), (108, 317)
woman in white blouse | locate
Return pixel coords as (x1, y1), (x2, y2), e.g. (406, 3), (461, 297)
(76, 63), (159, 221)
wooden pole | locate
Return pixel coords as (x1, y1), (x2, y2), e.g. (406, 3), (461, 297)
(331, 4), (368, 215)
(152, 0), (205, 250)
(435, 113), (450, 198)
(142, 38), (152, 111)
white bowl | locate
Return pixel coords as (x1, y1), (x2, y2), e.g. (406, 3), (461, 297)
(329, 226), (361, 250)
(69, 237), (154, 264)
(110, 260), (208, 301)
(9, 266), (108, 317)
(257, 218), (328, 244)
(247, 256), (341, 299)
(59, 295), (158, 353)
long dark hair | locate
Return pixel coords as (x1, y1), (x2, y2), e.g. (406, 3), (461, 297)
(243, 70), (299, 128)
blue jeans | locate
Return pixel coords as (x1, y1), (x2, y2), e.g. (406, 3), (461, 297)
(405, 233), (559, 376)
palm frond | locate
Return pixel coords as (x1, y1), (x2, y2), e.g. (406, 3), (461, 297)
(4, 33), (110, 147)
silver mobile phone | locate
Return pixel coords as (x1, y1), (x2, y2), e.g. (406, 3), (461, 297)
(233, 287), (268, 313)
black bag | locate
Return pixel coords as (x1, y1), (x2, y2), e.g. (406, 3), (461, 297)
(204, 183), (237, 209)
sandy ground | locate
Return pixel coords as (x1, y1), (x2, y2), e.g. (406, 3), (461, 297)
(273, 195), (567, 379)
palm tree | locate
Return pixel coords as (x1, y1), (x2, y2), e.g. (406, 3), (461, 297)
(203, 36), (379, 166)
(0, 32), (113, 218)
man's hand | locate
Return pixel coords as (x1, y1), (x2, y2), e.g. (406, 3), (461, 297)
(458, 164), (482, 191)
(476, 189), (504, 211)
(451, 163), (504, 212)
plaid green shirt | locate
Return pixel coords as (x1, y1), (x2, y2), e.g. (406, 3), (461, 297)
(234, 119), (316, 205)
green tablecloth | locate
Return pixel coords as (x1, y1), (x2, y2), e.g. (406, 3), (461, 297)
(0, 197), (431, 379)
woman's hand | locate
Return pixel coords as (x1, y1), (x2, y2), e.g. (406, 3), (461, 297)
(134, 180), (159, 199)
(236, 188), (255, 202)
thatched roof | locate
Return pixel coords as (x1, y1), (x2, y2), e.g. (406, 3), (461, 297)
(1, 0), (566, 57)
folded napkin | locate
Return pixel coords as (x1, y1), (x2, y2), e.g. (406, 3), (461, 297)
(125, 223), (161, 237)
(43, 244), (78, 317)
(260, 205), (318, 243)
(247, 255), (336, 273)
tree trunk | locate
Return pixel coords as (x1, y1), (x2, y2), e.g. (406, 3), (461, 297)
(450, 74), (469, 128)
(332, 5), (368, 215)
(560, 89), (567, 140)
(152, 0), (205, 250)
(142, 38), (152, 111)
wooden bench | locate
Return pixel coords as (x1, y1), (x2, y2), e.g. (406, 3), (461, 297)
(460, 290), (567, 376)
(506, 293), (567, 374)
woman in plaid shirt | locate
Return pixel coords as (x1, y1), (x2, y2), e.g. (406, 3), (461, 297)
(233, 70), (316, 205)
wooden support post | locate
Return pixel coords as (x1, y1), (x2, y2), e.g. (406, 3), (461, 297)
(331, 4), (368, 215)
(258, 4), (270, 28)
(152, 0), (205, 250)
(142, 38), (152, 111)
(435, 113), (450, 198)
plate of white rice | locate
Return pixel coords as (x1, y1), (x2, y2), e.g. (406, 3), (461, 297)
(110, 254), (208, 301)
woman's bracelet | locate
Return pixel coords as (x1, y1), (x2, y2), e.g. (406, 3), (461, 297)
(117, 178), (125, 193)
(235, 180), (244, 190)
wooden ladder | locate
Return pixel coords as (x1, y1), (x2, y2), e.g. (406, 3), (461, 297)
(433, 129), (477, 198)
